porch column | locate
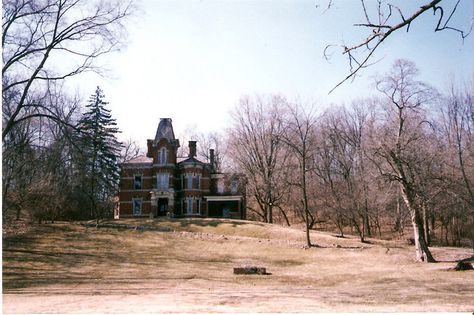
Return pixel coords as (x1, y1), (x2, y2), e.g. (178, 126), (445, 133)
(150, 191), (158, 218)
(168, 189), (175, 217)
(238, 199), (241, 219)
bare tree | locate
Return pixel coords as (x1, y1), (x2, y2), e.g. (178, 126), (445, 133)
(22, 176), (65, 224)
(192, 131), (228, 172)
(2, 119), (38, 220)
(119, 138), (144, 163)
(280, 103), (319, 247)
(321, 1), (473, 92)
(2, 83), (80, 221)
(227, 95), (290, 224)
(2, 0), (134, 140)
(438, 81), (474, 253)
(371, 59), (437, 262)
(2, 0), (134, 224)
(312, 102), (377, 242)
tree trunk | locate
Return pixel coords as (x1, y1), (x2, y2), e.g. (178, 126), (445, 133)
(357, 217), (365, 243)
(277, 206), (291, 226)
(401, 185), (435, 262)
(395, 186), (405, 237)
(364, 211), (371, 237)
(305, 207), (311, 247)
(302, 156), (312, 248)
(422, 202), (430, 246)
(444, 223), (449, 246)
(469, 206), (474, 253)
(363, 188), (371, 237)
(338, 228), (344, 237)
(266, 204), (273, 224)
(411, 208), (435, 262)
(452, 217), (461, 247)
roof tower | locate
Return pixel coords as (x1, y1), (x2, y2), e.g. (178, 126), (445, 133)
(155, 118), (176, 141)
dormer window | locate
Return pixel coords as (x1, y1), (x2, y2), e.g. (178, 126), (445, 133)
(158, 147), (167, 164)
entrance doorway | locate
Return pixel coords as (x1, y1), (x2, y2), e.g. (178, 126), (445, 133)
(157, 198), (168, 216)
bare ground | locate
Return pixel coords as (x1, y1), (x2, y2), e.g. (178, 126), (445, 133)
(3, 218), (474, 313)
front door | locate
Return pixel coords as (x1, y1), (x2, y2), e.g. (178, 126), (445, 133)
(157, 198), (168, 216)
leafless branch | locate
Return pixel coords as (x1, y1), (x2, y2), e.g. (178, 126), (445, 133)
(324, 0), (472, 93)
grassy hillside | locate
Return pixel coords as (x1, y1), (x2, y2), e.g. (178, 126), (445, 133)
(3, 218), (474, 313)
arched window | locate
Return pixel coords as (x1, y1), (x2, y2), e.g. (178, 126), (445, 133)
(158, 147), (167, 164)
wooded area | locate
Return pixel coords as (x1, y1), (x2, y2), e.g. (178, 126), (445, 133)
(2, 0), (134, 222)
(225, 60), (473, 261)
(2, 0), (472, 263)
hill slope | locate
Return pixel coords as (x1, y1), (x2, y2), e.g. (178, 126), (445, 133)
(3, 218), (474, 313)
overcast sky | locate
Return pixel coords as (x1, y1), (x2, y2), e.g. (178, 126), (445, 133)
(72, 0), (474, 145)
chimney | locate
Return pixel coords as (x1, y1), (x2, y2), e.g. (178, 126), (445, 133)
(146, 139), (153, 158)
(188, 141), (197, 158)
(209, 149), (215, 168)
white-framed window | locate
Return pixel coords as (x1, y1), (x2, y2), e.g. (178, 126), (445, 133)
(134, 175), (142, 190)
(187, 174), (193, 190)
(156, 173), (169, 191)
(231, 180), (238, 194)
(158, 147), (167, 164)
(196, 199), (201, 214)
(196, 175), (201, 190)
(187, 198), (193, 214)
(132, 198), (142, 216)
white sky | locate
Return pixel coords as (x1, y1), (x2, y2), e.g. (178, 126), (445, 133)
(71, 0), (474, 145)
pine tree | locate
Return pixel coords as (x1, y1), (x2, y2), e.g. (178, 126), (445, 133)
(77, 87), (122, 222)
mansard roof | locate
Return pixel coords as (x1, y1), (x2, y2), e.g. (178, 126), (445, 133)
(122, 155), (153, 165)
(155, 118), (176, 142)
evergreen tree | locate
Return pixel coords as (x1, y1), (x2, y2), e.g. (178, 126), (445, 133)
(77, 87), (122, 222)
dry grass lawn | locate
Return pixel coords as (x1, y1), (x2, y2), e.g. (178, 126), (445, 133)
(3, 218), (474, 313)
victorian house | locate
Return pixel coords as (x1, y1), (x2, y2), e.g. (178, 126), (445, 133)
(118, 118), (246, 219)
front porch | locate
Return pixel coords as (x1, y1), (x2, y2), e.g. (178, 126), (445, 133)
(204, 195), (244, 219)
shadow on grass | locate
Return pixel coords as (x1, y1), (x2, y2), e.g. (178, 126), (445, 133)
(2, 224), (149, 291)
(106, 217), (264, 232)
(435, 255), (474, 263)
(159, 217), (258, 229)
(2, 274), (200, 293)
(3, 222), (244, 292)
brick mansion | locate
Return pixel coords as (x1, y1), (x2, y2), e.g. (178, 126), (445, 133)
(117, 118), (247, 219)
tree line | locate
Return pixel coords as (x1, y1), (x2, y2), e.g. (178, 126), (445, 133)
(225, 59), (473, 261)
(3, 1), (471, 264)
(2, 86), (130, 223)
(2, 0), (135, 223)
